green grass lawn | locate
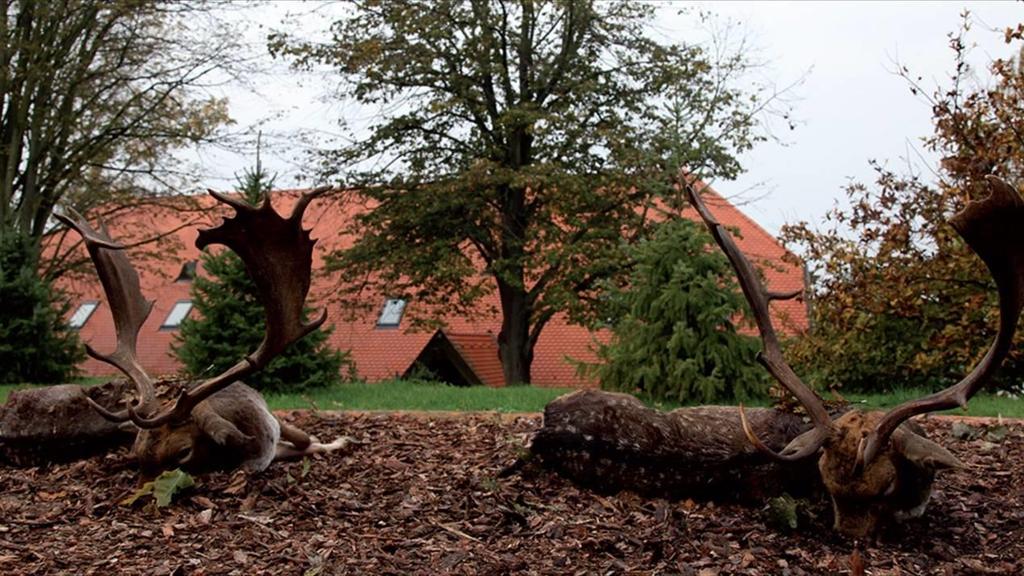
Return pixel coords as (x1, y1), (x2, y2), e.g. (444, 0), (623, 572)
(840, 388), (1024, 419)
(0, 384), (32, 404)
(0, 378), (573, 412)
(3, 378), (1023, 418)
(264, 379), (575, 412)
(637, 388), (1024, 419)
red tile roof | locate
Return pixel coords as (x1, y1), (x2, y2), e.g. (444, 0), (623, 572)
(445, 332), (505, 387)
(54, 185), (807, 388)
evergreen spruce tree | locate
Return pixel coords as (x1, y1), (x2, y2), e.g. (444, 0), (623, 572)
(174, 158), (351, 393)
(0, 232), (83, 383)
(585, 219), (766, 404)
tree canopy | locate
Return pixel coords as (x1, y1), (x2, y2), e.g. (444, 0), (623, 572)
(270, 0), (773, 384)
(0, 0), (239, 380)
(1, 0), (237, 276)
(781, 18), (1024, 392)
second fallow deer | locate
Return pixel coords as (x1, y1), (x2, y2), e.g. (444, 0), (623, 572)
(57, 186), (351, 479)
(685, 175), (1024, 538)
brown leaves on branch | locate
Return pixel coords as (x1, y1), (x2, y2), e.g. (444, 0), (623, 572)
(780, 18), (1024, 392)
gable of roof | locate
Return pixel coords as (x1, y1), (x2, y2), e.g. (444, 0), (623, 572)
(403, 330), (505, 387)
(445, 332), (505, 387)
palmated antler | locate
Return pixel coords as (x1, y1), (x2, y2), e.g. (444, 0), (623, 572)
(859, 176), (1024, 466)
(126, 185), (332, 428)
(683, 181), (832, 461)
(55, 210), (158, 421)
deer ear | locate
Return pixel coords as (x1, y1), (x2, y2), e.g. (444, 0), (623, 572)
(892, 428), (963, 470)
(193, 404), (253, 446)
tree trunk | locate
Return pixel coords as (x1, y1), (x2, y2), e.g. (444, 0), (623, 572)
(0, 380), (135, 466)
(530, 390), (826, 503)
(497, 278), (533, 385)
(495, 174), (533, 386)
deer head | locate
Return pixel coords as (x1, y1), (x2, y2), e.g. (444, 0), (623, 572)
(684, 176), (1024, 538)
(57, 186), (332, 476)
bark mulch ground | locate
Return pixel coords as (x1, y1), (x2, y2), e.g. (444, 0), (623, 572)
(0, 411), (1022, 575)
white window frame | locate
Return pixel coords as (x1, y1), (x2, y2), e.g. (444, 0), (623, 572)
(376, 298), (407, 328)
(68, 301), (99, 330)
(161, 300), (193, 330)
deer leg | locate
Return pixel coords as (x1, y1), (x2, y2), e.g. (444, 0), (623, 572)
(194, 403), (253, 447)
(275, 436), (355, 460)
(278, 420), (313, 450)
(274, 418), (356, 461)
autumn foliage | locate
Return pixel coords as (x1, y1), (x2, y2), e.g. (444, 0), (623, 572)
(782, 18), (1024, 392)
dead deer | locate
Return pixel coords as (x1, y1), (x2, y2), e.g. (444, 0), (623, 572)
(56, 186), (351, 479)
(684, 176), (1024, 538)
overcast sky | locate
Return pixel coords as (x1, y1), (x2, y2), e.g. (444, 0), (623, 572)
(198, 1), (1023, 236)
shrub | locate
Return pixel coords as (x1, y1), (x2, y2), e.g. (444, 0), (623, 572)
(0, 232), (83, 383)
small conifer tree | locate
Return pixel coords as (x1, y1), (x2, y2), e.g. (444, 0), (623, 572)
(0, 232), (83, 383)
(174, 155), (351, 393)
(585, 218), (766, 404)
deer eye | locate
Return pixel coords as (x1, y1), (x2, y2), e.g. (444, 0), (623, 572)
(176, 447), (194, 464)
(883, 480), (897, 496)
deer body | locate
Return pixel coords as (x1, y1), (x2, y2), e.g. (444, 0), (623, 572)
(0, 381), (135, 465)
(683, 176), (1024, 538)
(534, 390), (953, 527)
(132, 383), (279, 478)
(532, 389), (826, 501)
(60, 186), (351, 477)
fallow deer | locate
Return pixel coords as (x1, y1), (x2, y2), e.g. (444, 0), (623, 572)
(684, 175), (1024, 538)
(56, 186), (351, 478)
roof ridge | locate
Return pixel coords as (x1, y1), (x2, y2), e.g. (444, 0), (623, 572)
(700, 180), (801, 263)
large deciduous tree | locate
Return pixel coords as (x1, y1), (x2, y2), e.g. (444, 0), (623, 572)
(1, 0), (234, 249)
(270, 0), (771, 384)
(0, 0), (236, 381)
(781, 18), (1024, 392)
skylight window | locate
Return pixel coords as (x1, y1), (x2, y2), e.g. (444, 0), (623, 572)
(376, 298), (407, 328)
(68, 301), (99, 330)
(161, 300), (193, 329)
(175, 260), (197, 282)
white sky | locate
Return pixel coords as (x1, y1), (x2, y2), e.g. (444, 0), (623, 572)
(197, 1), (1023, 236)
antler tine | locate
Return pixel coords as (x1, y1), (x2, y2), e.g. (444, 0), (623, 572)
(684, 181), (832, 460)
(206, 188), (256, 212)
(860, 176), (1024, 466)
(291, 185), (334, 222)
(128, 187), (328, 428)
(55, 210), (157, 421)
(738, 404), (828, 462)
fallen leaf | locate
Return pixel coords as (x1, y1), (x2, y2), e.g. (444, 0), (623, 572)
(224, 471), (248, 496)
(196, 509), (213, 525)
